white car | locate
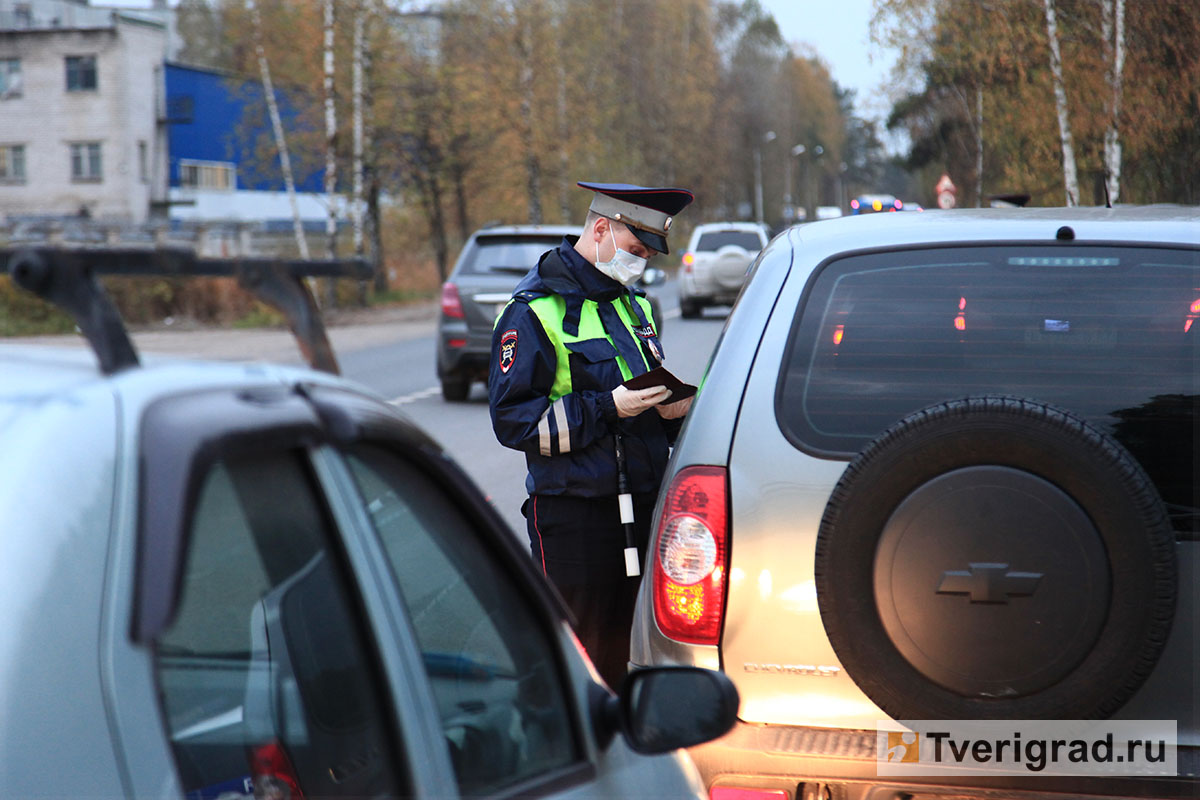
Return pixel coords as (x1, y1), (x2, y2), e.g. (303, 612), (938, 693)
(677, 221), (770, 317)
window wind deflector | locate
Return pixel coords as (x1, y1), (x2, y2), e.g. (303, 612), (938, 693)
(132, 387), (325, 644)
(2, 246), (371, 375)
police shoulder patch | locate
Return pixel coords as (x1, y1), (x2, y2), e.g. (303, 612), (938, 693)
(499, 328), (518, 373)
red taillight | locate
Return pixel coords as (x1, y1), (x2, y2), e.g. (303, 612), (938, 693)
(652, 465), (727, 644)
(682, 252), (695, 268)
(440, 282), (464, 319)
(250, 740), (304, 799)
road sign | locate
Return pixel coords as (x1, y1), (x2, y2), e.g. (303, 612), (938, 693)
(936, 173), (957, 209)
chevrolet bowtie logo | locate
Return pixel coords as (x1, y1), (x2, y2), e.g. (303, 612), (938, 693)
(936, 562), (1043, 604)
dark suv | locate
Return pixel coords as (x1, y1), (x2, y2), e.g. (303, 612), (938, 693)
(437, 224), (664, 401)
(631, 206), (1199, 799)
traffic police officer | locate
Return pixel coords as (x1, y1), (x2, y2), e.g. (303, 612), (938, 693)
(488, 181), (694, 688)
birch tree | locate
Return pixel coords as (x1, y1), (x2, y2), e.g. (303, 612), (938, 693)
(1102, 0), (1126, 203)
(250, 0), (309, 258)
(352, 3), (372, 303)
(1043, 0), (1079, 206)
(323, 0), (338, 304)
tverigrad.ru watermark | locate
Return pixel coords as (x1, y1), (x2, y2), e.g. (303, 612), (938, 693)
(877, 721), (1178, 776)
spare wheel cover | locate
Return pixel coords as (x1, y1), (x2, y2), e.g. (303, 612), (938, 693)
(814, 396), (1176, 720)
(712, 245), (751, 288)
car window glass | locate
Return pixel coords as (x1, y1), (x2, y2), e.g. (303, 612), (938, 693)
(458, 235), (563, 275)
(696, 231), (765, 252)
(779, 244), (1198, 534)
(153, 452), (406, 800)
(345, 445), (580, 796)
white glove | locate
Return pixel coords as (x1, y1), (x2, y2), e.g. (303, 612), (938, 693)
(612, 384), (672, 418)
(655, 395), (693, 419)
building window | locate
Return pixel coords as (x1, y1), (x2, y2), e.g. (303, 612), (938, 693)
(70, 142), (102, 181)
(65, 55), (97, 92)
(0, 59), (21, 99)
(138, 141), (147, 182)
(166, 94), (194, 123)
(0, 144), (25, 182)
(179, 159), (235, 191)
(13, 4), (31, 27)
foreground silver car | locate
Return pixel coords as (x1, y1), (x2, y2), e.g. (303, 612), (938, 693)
(0, 248), (737, 799)
(632, 206), (1199, 799)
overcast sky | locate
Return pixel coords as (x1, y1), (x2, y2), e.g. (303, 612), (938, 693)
(758, 0), (905, 150)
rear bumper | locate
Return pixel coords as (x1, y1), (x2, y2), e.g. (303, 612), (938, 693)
(436, 319), (493, 380)
(680, 271), (743, 305)
(692, 722), (1198, 800)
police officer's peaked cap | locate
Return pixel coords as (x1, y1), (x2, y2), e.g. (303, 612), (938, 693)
(578, 181), (694, 255)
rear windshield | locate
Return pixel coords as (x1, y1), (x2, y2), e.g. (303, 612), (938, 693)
(456, 235), (562, 276)
(778, 244), (1198, 529)
(695, 230), (765, 253)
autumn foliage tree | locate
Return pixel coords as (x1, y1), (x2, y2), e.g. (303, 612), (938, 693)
(174, 0), (861, 286)
(878, 0), (1199, 207)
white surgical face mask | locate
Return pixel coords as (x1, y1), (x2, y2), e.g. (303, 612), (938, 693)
(594, 225), (648, 286)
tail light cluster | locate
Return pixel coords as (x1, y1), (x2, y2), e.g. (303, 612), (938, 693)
(250, 740), (304, 799)
(440, 281), (465, 319)
(652, 465), (728, 645)
(681, 252), (695, 273)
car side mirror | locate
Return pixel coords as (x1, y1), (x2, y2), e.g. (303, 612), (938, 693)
(590, 666), (739, 754)
(639, 266), (665, 287)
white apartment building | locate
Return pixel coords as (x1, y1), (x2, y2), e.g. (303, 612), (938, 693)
(0, 0), (170, 222)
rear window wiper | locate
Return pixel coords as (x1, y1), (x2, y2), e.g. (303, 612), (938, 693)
(487, 265), (533, 275)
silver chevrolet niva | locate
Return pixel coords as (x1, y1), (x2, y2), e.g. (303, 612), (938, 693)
(0, 248), (736, 799)
(632, 206), (1199, 799)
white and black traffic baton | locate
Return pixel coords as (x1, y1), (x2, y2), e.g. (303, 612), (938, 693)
(613, 432), (640, 577)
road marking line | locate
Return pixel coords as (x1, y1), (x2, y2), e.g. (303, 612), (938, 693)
(390, 386), (440, 405)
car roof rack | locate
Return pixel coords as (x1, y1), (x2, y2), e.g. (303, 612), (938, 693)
(1, 246), (371, 376)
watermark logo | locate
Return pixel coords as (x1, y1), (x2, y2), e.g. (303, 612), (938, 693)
(885, 731), (919, 763)
(877, 721), (1177, 777)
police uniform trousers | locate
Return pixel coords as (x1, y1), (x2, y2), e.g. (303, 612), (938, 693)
(524, 492), (657, 690)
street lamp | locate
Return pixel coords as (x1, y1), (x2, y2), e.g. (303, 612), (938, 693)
(754, 130), (776, 224)
(809, 145), (824, 217)
(790, 144), (806, 222)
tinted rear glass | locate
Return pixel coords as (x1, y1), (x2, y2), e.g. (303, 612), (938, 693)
(696, 231), (765, 252)
(778, 244), (1198, 530)
(456, 235), (562, 276)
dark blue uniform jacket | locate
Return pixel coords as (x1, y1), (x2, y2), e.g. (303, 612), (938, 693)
(488, 238), (681, 498)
